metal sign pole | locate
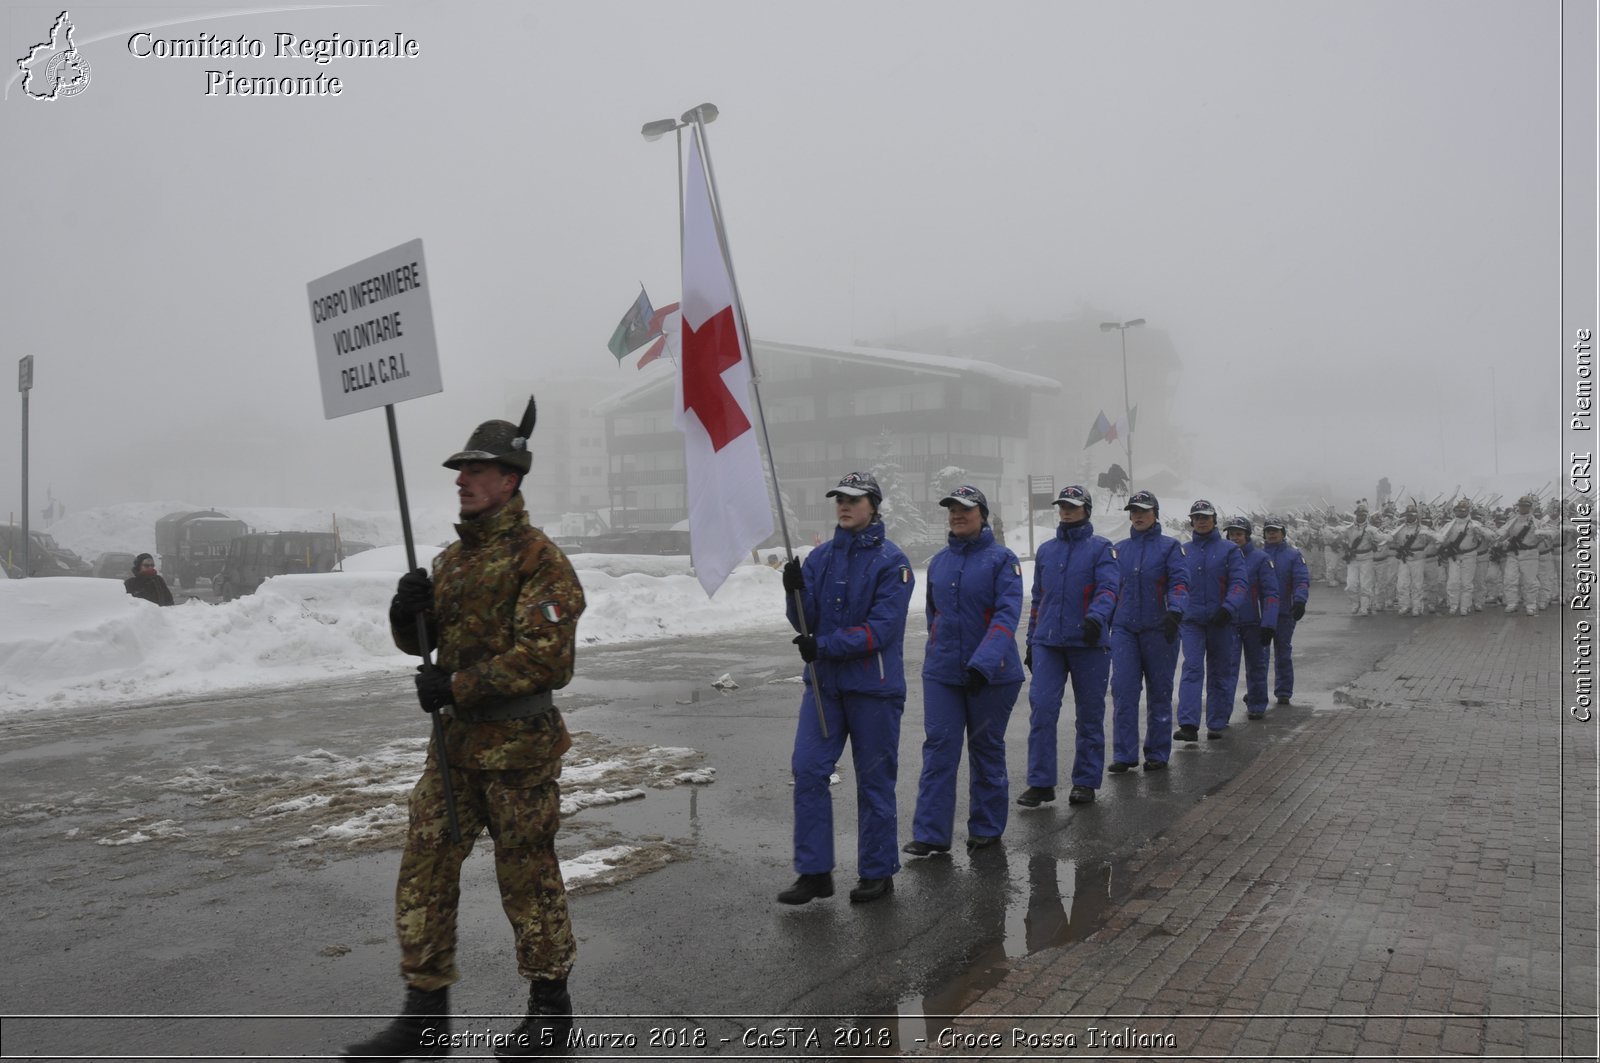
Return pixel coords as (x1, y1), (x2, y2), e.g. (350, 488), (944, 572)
(385, 403), (460, 843)
(18, 357), (33, 579)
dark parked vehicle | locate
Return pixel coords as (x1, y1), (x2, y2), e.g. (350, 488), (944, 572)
(0, 525), (93, 578)
(212, 532), (345, 601)
(581, 529), (691, 555)
(92, 552), (140, 579)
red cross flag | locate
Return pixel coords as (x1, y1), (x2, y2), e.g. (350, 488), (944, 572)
(674, 126), (774, 595)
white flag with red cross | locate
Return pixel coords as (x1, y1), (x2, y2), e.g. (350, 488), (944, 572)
(673, 126), (773, 595)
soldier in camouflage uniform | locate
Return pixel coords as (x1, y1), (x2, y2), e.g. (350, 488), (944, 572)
(344, 418), (585, 1062)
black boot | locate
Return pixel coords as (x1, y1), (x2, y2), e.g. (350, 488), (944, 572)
(342, 984), (449, 1061)
(496, 979), (573, 1059)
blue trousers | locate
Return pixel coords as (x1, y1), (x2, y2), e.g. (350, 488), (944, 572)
(1236, 624), (1269, 714)
(1177, 622), (1240, 731)
(911, 679), (1021, 846)
(791, 687), (903, 879)
(1025, 644), (1111, 789)
(1109, 626), (1179, 765)
(1270, 618), (1297, 700)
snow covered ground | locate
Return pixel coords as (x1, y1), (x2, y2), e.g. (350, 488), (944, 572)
(5, 494), (1265, 716)
(0, 558), (792, 715)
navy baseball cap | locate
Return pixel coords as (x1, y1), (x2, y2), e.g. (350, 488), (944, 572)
(1055, 485), (1090, 507)
(940, 485), (988, 510)
(1124, 490), (1158, 511)
(826, 472), (882, 502)
(1189, 499), (1217, 517)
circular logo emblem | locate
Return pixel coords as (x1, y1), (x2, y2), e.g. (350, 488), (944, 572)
(45, 49), (91, 98)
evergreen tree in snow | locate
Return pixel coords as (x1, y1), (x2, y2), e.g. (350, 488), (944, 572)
(931, 465), (970, 499)
(763, 457), (802, 552)
(869, 429), (931, 545)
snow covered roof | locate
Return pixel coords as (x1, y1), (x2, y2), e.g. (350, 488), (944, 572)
(592, 338), (1062, 414)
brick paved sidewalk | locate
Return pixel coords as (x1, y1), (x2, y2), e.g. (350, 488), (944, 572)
(951, 610), (1597, 1060)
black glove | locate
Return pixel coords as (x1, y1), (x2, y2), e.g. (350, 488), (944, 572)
(1292, 601), (1306, 621)
(414, 664), (455, 713)
(392, 568), (433, 620)
(1260, 628), (1275, 648)
(964, 668), (988, 694)
(782, 559), (804, 594)
(793, 633), (818, 663)
(1081, 617), (1102, 646)
(1162, 611), (1181, 644)
(1209, 608), (1232, 628)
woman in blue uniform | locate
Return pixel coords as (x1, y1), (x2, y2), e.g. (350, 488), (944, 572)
(1020, 485), (1120, 807)
(779, 472), (915, 905)
(1107, 491), (1187, 772)
(905, 485), (1024, 856)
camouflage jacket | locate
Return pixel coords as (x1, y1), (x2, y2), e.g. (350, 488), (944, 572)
(392, 494), (586, 772)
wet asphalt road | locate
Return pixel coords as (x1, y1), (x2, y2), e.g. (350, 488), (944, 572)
(0, 592), (1400, 1059)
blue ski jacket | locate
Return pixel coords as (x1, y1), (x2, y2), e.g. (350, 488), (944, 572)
(923, 526), (1024, 686)
(787, 521), (915, 697)
(1026, 520), (1120, 649)
(1262, 540), (1310, 615)
(1234, 541), (1281, 628)
(1179, 528), (1248, 622)
(1111, 523), (1189, 632)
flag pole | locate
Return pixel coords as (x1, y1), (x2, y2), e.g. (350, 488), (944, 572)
(688, 114), (793, 556)
(687, 110), (826, 739)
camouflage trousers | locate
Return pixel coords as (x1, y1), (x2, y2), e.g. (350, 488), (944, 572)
(395, 751), (575, 990)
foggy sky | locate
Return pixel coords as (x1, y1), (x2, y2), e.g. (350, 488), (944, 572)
(0, 0), (1573, 522)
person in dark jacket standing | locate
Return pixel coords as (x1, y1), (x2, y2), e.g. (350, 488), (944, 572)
(905, 485), (1024, 857)
(780, 472), (915, 905)
(1019, 485), (1120, 807)
(123, 554), (175, 606)
(344, 418), (586, 1061)
(1107, 491), (1187, 773)
(1174, 500), (1248, 742)
(1222, 517), (1280, 721)
(1260, 516), (1310, 705)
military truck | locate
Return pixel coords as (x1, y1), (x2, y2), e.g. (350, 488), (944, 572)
(212, 531), (346, 601)
(154, 510), (249, 589)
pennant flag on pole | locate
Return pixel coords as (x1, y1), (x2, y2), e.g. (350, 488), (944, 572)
(1084, 410), (1112, 448)
(636, 301), (681, 370)
(636, 332), (668, 370)
(648, 301), (680, 333)
(675, 126), (773, 595)
(608, 287), (658, 362)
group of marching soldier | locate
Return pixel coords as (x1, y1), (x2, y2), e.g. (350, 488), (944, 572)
(1279, 492), (1572, 618)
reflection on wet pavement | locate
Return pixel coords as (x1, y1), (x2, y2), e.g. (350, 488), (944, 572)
(896, 855), (1125, 1050)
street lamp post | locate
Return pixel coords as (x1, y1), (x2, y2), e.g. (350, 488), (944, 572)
(641, 104), (718, 254)
(1098, 317), (1145, 486)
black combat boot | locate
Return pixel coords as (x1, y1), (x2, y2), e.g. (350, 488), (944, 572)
(342, 984), (449, 1060)
(495, 979), (573, 1059)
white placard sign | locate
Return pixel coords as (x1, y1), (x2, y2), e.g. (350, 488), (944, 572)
(307, 238), (442, 419)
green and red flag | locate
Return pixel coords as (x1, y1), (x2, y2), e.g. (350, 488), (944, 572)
(608, 287), (657, 362)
